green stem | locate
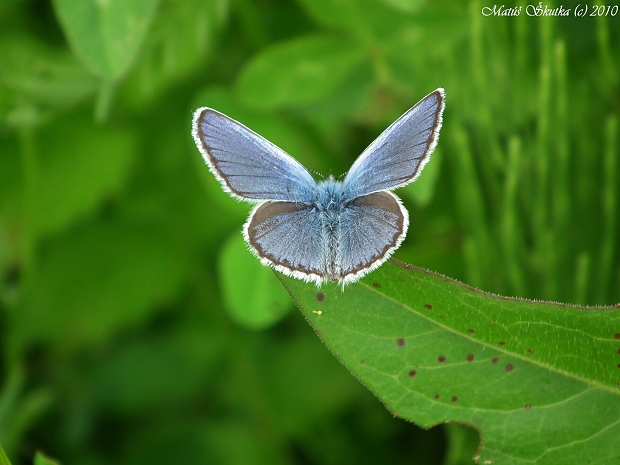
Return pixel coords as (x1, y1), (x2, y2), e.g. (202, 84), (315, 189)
(535, 17), (554, 298)
(95, 80), (116, 124)
(596, 115), (618, 303)
(18, 128), (37, 280)
(501, 136), (526, 297)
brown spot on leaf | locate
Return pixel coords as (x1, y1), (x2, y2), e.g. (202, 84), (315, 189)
(492, 357), (499, 364)
(316, 293), (324, 302)
(498, 341), (506, 346)
(409, 370), (416, 377)
(505, 363), (514, 372)
(467, 354), (474, 362)
(468, 329), (476, 334)
(397, 338), (405, 346)
(438, 356), (446, 363)
(451, 396), (458, 402)
(373, 282), (381, 288)
(424, 304), (432, 310)
(525, 404), (532, 410)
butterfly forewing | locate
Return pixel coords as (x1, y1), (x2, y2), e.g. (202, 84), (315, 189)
(192, 108), (317, 202)
(342, 89), (445, 198)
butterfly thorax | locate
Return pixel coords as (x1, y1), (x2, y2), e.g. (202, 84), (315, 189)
(314, 176), (348, 281)
(314, 176), (346, 212)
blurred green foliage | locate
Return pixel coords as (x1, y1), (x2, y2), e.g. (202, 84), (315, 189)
(0, 0), (618, 464)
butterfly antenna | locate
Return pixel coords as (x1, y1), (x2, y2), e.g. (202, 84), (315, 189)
(310, 169), (325, 180)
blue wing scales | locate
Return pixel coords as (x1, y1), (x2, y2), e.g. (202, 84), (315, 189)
(342, 89), (445, 199)
(244, 202), (325, 284)
(338, 191), (408, 284)
(192, 108), (316, 202)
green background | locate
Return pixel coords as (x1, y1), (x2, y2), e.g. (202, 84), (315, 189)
(0, 0), (618, 464)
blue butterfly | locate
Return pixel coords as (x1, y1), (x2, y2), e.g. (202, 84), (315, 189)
(192, 89), (445, 287)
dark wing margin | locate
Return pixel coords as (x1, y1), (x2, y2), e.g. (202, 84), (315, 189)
(192, 108), (316, 202)
(244, 201), (326, 284)
(338, 191), (408, 285)
(342, 88), (445, 198)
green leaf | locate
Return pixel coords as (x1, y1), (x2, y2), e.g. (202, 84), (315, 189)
(379, 0), (425, 13)
(0, 34), (97, 122)
(12, 221), (191, 352)
(219, 233), (292, 330)
(0, 115), (136, 239)
(294, 0), (417, 42)
(33, 452), (59, 465)
(122, 0), (227, 108)
(236, 35), (364, 110)
(0, 368), (53, 461)
(443, 423), (480, 465)
(35, 116), (136, 236)
(279, 260), (620, 464)
(52, 0), (160, 81)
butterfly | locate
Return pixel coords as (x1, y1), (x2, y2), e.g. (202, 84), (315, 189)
(192, 88), (445, 287)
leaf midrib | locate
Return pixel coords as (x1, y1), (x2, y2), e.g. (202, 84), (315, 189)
(359, 280), (620, 396)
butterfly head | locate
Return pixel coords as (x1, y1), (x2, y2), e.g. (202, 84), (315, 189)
(315, 176), (345, 213)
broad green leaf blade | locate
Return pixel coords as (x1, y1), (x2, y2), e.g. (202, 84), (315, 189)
(279, 260), (620, 465)
(122, 0), (227, 109)
(35, 116), (136, 236)
(0, 114), (136, 240)
(52, 0), (159, 80)
(0, 35), (97, 119)
(236, 35), (364, 110)
(379, 0), (425, 13)
(219, 233), (293, 330)
(295, 0), (418, 42)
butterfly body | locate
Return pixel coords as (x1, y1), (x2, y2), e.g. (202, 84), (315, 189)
(314, 178), (345, 281)
(192, 89), (445, 287)
(315, 176), (363, 282)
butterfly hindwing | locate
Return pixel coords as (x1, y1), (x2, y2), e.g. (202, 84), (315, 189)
(338, 191), (408, 284)
(192, 108), (317, 202)
(244, 201), (325, 284)
(342, 89), (445, 198)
